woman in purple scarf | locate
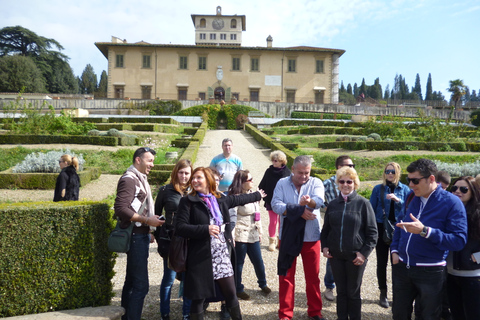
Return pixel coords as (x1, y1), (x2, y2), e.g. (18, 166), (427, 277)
(175, 167), (266, 320)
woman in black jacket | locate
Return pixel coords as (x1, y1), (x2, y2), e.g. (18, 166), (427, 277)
(447, 176), (480, 320)
(258, 150), (291, 251)
(53, 154), (80, 202)
(175, 167), (265, 320)
(154, 159), (192, 320)
(321, 166), (377, 320)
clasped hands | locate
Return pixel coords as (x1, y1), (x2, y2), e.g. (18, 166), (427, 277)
(300, 195), (316, 220)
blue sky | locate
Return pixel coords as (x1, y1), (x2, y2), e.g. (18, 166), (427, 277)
(2, 0), (479, 98)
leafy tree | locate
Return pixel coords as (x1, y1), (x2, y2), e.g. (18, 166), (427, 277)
(339, 91), (356, 105)
(447, 79), (467, 109)
(413, 73), (423, 100)
(0, 55), (46, 92)
(425, 73), (433, 101)
(96, 70), (108, 98)
(79, 64), (97, 94)
(0, 26), (76, 94)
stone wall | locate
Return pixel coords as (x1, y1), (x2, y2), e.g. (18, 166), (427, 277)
(0, 99), (471, 121)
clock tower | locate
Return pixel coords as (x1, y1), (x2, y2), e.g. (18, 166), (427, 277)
(191, 6), (246, 46)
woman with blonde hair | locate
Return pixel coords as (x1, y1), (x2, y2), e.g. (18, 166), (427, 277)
(53, 154), (80, 201)
(321, 166), (377, 320)
(369, 162), (410, 308)
(258, 150), (291, 251)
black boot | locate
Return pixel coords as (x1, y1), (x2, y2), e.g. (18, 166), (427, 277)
(190, 311), (204, 320)
(379, 289), (389, 308)
(227, 304), (242, 320)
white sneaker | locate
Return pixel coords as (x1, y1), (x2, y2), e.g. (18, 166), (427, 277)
(324, 288), (335, 301)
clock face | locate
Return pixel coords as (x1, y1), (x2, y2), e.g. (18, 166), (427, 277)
(212, 18), (224, 30)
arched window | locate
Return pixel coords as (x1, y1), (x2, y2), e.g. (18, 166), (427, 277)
(200, 19), (206, 28)
(231, 19), (237, 28)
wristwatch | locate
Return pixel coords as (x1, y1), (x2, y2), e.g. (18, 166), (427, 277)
(420, 226), (428, 237)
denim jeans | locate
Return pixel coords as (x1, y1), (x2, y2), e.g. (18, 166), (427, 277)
(235, 241), (267, 292)
(160, 257), (192, 316)
(392, 261), (444, 320)
(324, 258), (335, 289)
(121, 233), (150, 320)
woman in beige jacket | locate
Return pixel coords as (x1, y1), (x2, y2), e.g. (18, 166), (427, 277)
(228, 170), (271, 301)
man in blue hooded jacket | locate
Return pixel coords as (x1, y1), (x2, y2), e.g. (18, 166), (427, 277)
(392, 158), (467, 320)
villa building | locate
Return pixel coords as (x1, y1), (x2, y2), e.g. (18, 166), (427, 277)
(95, 6), (345, 104)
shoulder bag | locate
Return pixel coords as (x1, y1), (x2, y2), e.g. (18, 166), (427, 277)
(381, 185), (395, 245)
(108, 198), (147, 253)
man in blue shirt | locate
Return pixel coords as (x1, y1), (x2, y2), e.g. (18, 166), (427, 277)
(272, 155), (325, 320)
(210, 138), (243, 193)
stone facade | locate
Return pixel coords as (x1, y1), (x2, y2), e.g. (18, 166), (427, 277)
(94, 7), (345, 104)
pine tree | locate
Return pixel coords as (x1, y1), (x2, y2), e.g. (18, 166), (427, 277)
(340, 81), (346, 93)
(96, 70), (108, 98)
(346, 83), (353, 95)
(384, 84), (390, 100)
(425, 73), (433, 101)
(413, 73), (423, 100)
(360, 78), (367, 95)
(354, 83), (359, 97)
(79, 64), (97, 94)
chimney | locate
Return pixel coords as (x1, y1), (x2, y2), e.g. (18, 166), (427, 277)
(266, 35), (273, 48)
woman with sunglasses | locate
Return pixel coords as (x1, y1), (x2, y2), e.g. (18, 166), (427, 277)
(321, 166), (377, 320)
(228, 170), (271, 302)
(447, 176), (480, 320)
(369, 162), (410, 308)
(54, 154), (80, 202)
(175, 167), (266, 320)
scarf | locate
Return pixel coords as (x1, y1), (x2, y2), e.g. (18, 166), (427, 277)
(199, 192), (223, 226)
(124, 165), (154, 226)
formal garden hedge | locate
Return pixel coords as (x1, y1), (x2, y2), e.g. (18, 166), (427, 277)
(291, 111), (353, 120)
(0, 166), (101, 189)
(0, 134), (138, 146)
(174, 104), (268, 129)
(94, 123), (182, 133)
(317, 141), (480, 152)
(245, 124), (327, 175)
(0, 201), (114, 317)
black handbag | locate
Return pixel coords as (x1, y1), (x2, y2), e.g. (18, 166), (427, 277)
(108, 198), (147, 253)
(168, 232), (188, 272)
(155, 223), (174, 258)
(380, 185), (395, 245)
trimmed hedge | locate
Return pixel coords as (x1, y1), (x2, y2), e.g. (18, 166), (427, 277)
(72, 117), (108, 123)
(0, 167), (101, 189)
(148, 170), (172, 185)
(0, 134), (138, 146)
(273, 119), (346, 127)
(291, 111), (353, 120)
(245, 124), (327, 174)
(280, 142), (299, 150)
(0, 201), (114, 317)
(318, 141), (476, 152)
(108, 117), (180, 125)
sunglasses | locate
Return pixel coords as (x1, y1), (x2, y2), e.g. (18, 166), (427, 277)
(406, 176), (428, 185)
(451, 185), (469, 194)
(339, 180), (353, 185)
(345, 164), (355, 168)
(245, 177), (253, 182)
(385, 169), (396, 175)
(140, 147), (157, 155)
(58, 160), (63, 164)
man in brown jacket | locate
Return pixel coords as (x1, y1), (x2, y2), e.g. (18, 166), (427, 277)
(114, 147), (164, 320)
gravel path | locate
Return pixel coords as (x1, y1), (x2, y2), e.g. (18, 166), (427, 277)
(111, 130), (393, 320)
